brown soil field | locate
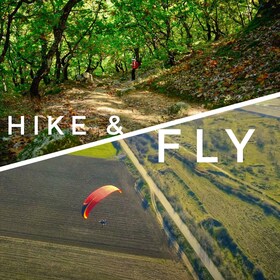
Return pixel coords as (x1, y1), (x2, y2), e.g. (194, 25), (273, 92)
(0, 155), (190, 279)
(0, 236), (188, 280)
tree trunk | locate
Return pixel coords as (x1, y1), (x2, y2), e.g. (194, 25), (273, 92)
(60, 2), (102, 81)
(206, 21), (211, 41)
(182, 22), (193, 39)
(19, 66), (25, 85)
(168, 50), (175, 66)
(257, 0), (280, 15)
(30, 68), (34, 79)
(1, 72), (8, 92)
(62, 63), (70, 80)
(115, 63), (120, 73)
(30, 75), (42, 97)
(134, 47), (141, 64)
(0, 1), (26, 64)
(55, 48), (61, 83)
(77, 60), (81, 75)
(115, 62), (124, 73)
(99, 57), (105, 74)
(61, 51), (71, 82)
(29, 0), (82, 98)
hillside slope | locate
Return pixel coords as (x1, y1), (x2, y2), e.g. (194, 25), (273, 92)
(146, 11), (280, 108)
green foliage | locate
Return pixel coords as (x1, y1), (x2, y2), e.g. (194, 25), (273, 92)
(45, 87), (62, 95)
(201, 218), (264, 279)
(167, 102), (189, 115)
(0, 0), (262, 96)
(0, 91), (33, 118)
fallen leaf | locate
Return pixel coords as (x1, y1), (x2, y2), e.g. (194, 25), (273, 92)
(256, 73), (269, 85)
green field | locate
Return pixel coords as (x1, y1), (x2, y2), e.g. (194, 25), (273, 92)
(126, 105), (280, 280)
(70, 142), (117, 158)
(179, 110), (280, 202)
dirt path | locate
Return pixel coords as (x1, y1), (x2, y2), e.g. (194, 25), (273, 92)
(0, 77), (206, 166)
(42, 77), (206, 134)
(120, 139), (224, 280)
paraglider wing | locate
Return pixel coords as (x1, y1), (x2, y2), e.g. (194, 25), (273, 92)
(82, 185), (122, 219)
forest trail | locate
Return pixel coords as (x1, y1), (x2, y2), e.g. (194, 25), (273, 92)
(0, 75), (206, 166)
(41, 77), (206, 134)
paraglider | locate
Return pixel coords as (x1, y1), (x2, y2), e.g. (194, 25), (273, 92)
(81, 185), (122, 219)
(99, 219), (108, 226)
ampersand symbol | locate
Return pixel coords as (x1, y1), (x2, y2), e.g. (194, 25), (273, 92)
(107, 115), (123, 135)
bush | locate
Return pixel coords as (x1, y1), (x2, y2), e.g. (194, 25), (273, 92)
(167, 102), (189, 115)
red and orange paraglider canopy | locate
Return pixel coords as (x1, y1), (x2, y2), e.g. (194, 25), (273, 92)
(81, 185), (122, 219)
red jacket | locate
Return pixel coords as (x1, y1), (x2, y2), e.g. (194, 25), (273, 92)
(132, 60), (139, 69)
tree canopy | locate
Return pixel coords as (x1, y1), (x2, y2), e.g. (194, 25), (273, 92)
(0, 0), (278, 97)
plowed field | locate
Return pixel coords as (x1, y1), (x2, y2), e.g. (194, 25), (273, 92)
(0, 155), (190, 279)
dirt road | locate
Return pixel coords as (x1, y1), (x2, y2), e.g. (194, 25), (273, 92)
(120, 139), (225, 280)
(42, 78), (205, 133)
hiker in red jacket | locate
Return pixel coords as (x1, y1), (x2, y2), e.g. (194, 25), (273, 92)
(131, 58), (139, 81)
